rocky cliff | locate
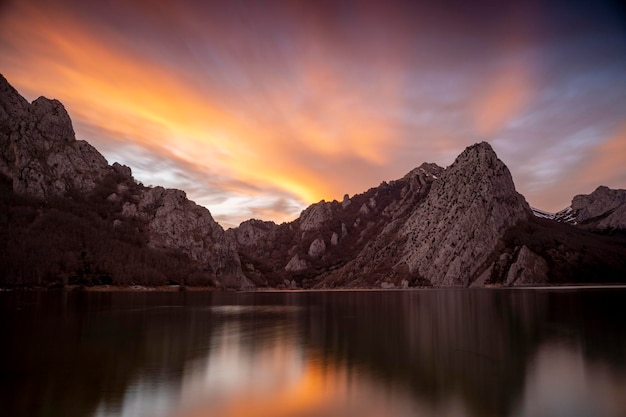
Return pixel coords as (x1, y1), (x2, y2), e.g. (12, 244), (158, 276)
(566, 186), (626, 230)
(0, 74), (248, 288)
(122, 186), (251, 288)
(398, 142), (532, 286)
(309, 143), (534, 288)
(0, 74), (109, 199)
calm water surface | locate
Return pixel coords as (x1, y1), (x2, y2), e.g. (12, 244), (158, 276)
(2, 289), (626, 417)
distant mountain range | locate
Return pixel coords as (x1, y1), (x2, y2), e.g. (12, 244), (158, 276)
(1, 74), (625, 289)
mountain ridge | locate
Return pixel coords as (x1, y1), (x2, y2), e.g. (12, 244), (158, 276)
(1, 74), (625, 289)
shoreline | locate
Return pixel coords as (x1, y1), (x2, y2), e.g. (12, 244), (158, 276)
(3, 283), (626, 292)
(0, 284), (217, 292)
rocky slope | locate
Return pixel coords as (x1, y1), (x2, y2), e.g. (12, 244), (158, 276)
(311, 143), (546, 288)
(533, 186), (626, 231)
(0, 74), (249, 288)
(227, 162), (446, 288)
(566, 186), (626, 230)
(122, 186), (250, 288)
(228, 143), (550, 288)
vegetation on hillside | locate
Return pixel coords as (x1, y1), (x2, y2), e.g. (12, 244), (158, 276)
(0, 172), (212, 288)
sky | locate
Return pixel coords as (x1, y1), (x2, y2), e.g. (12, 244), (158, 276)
(1, 0), (625, 228)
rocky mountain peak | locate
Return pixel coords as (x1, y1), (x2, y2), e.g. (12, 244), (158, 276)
(30, 96), (76, 143)
(402, 162), (443, 178)
(398, 142), (531, 286)
(0, 74), (109, 198)
(569, 186), (626, 230)
(0, 75), (249, 289)
(299, 201), (333, 231)
(0, 74), (30, 119)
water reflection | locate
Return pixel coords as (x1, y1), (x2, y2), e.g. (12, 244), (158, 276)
(1, 289), (625, 417)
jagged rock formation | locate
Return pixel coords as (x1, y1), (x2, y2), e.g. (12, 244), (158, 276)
(504, 246), (549, 286)
(122, 186), (251, 288)
(567, 186), (626, 230)
(533, 186), (626, 231)
(398, 143), (531, 286)
(0, 74), (248, 288)
(308, 143), (532, 287)
(0, 75), (110, 199)
(473, 245), (549, 287)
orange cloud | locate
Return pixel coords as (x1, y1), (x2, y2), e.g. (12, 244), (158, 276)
(472, 62), (532, 136)
(4, 0), (622, 225)
(0, 1), (405, 210)
(577, 124), (626, 189)
(519, 124), (626, 212)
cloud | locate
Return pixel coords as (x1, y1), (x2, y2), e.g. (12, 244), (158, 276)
(576, 124), (626, 190)
(0, 1), (409, 205)
(1, 0), (625, 223)
(214, 197), (304, 230)
(472, 63), (533, 137)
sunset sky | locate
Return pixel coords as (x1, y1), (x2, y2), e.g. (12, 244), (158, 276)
(1, 0), (625, 228)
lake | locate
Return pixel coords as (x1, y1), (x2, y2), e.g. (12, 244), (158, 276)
(1, 288), (626, 417)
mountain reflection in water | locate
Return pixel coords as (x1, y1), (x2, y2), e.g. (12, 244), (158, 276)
(1, 289), (625, 417)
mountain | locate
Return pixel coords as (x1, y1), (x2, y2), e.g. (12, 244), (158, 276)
(532, 186), (626, 231)
(227, 162), (445, 288)
(563, 186), (626, 230)
(0, 74), (109, 199)
(229, 142), (626, 288)
(0, 74), (251, 289)
(533, 186), (626, 232)
(1, 74), (625, 289)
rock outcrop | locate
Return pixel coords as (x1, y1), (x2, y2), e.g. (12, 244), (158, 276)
(568, 186), (626, 230)
(230, 219), (276, 247)
(398, 142), (531, 286)
(0, 75), (110, 199)
(299, 202), (333, 231)
(504, 246), (549, 286)
(122, 187), (251, 288)
(535, 186), (626, 231)
(285, 254), (308, 272)
(308, 238), (326, 258)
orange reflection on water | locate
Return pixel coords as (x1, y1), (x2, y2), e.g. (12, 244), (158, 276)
(178, 363), (333, 417)
(170, 318), (410, 417)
